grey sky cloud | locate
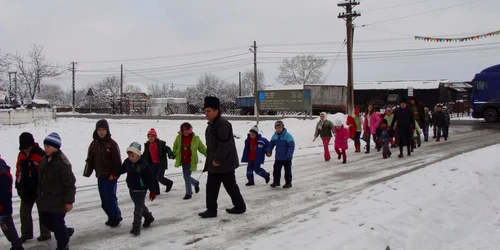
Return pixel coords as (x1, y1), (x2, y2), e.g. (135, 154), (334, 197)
(0, 0), (498, 92)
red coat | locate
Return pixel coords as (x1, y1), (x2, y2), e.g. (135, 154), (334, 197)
(334, 125), (350, 150)
(346, 115), (356, 139)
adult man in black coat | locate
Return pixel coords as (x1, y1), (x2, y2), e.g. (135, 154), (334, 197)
(199, 96), (246, 218)
(391, 98), (415, 158)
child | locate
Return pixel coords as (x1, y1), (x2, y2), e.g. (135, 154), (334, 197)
(143, 128), (175, 194)
(267, 121), (295, 188)
(345, 113), (357, 153)
(376, 119), (393, 159)
(15, 132), (51, 242)
(313, 112), (334, 161)
(173, 122), (206, 200)
(0, 155), (24, 250)
(352, 108), (362, 152)
(37, 132), (76, 250)
(384, 109), (395, 148)
(241, 125), (271, 186)
(443, 106), (450, 140)
(333, 120), (349, 164)
(117, 142), (159, 236)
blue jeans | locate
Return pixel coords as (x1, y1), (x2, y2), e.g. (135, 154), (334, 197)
(98, 178), (122, 221)
(0, 215), (23, 249)
(424, 121), (430, 141)
(182, 163), (199, 195)
(246, 161), (269, 183)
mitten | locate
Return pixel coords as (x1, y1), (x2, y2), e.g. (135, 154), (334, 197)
(149, 192), (156, 201)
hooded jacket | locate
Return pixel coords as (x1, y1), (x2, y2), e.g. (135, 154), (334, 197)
(0, 158), (13, 216)
(241, 134), (269, 165)
(268, 128), (295, 161)
(84, 130), (122, 178)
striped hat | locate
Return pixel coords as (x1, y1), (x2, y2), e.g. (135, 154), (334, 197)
(44, 132), (62, 149)
(126, 142), (142, 156)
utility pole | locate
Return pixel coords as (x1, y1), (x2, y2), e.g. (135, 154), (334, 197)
(120, 64), (123, 114)
(238, 72), (242, 96)
(71, 62), (76, 113)
(8, 72), (17, 103)
(338, 0), (360, 115)
(250, 41), (259, 124)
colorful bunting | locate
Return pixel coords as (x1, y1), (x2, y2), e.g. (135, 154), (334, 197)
(415, 30), (500, 42)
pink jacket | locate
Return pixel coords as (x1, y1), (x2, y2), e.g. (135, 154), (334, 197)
(363, 112), (381, 135)
(334, 125), (350, 150)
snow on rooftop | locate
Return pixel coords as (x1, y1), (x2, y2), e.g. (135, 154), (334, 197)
(354, 80), (449, 90)
(31, 99), (50, 105)
(264, 83), (346, 91)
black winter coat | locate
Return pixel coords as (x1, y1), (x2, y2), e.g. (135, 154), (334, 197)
(204, 115), (239, 174)
(0, 158), (13, 216)
(15, 144), (45, 202)
(118, 157), (160, 193)
(391, 107), (415, 146)
(432, 111), (448, 127)
(143, 140), (174, 170)
(37, 151), (76, 214)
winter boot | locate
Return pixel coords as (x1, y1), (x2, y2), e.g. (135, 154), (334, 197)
(283, 183), (292, 189)
(165, 181), (173, 193)
(143, 213), (155, 228)
(436, 137), (440, 142)
(265, 174), (270, 184)
(355, 143), (361, 153)
(130, 227), (140, 236)
(398, 146), (404, 158)
(105, 219), (111, 226)
(108, 219), (122, 228)
(245, 182), (255, 186)
(226, 207), (246, 214)
(183, 194), (192, 200)
(67, 227), (75, 238)
(270, 183), (280, 188)
(194, 183), (200, 194)
(20, 235), (33, 243)
(198, 210), (217, 218)
(342, 159), (347, 164)
(37, 235), (52, 241)
(337, 154), (341, 160)
(56, 246), (69, 250)
(407, 146), (411, 156)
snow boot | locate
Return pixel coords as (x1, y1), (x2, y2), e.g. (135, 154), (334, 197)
(20, 235), (32, 243)
(270, 183), (280, 188)
(194, 183), (200, 194)
(198, 210), (217, 218)
(67, 227), (75, 238)
(265, 174), (270, 184)
(245, 182), (255, 186)
(337, 154), (341, 160)
(226, 207), (246, 214)
(105, 219), (111, 226)
(56, 246), (69, 250)
(130, 227), (140, 236)
(342, 159), (346, 164)
(165, 181), (173, 193)
(183, 194), (192, 200)
(407, 146), (411, 156)
(355, 143), (361, 153)
(436, 137), (440, 142)
(108, 219), (122, 228)
(143, 213), (155, 228)
(37, 235), (51, 242)
(283, 183), (292, 189)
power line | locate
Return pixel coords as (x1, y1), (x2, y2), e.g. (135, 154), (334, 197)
(360, 0), (487, 27)
(323, 39), (347, 81)
(362, 0), (433, 13)
(77, 46), (248, 64)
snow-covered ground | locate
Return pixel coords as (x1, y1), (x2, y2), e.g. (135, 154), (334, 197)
(230, 144), (500, 250)
(1, 116), (500, 250)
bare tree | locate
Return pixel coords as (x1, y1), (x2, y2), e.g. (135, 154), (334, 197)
(91, 76), (121, 109)
(124, 84), (143, 94)
(240, 69), (265, 96)
(276, 54), (327, 85)
(10, 44), (66, 100)
(37, 83), (65, 106)
(0, 51), (9, 90)
(147, 82), (170, 98)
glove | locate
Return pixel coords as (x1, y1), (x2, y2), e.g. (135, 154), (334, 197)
(149, 192), (156, 201)
(0, 205), (3, 213)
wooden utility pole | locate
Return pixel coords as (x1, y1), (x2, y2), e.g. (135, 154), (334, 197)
(71, 62), (76, 113)
(120, 64), (123, 114)
(251, 41), (259, 124)
(338, 0), (360, 115)
(8, 71), (17, 103)
(238, 71), (242, 96)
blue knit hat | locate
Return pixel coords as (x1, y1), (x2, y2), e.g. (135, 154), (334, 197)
(44, 132), (62, 149)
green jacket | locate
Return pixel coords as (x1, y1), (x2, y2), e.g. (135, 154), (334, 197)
(173, 133), (207, 172)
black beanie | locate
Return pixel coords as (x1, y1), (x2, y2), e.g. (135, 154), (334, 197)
(96, 119), (110, 130)
(203, 96), (220, 110)
(19, 132), (35, 150)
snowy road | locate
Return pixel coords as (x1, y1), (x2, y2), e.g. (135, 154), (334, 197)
(4, 126), (500, 250)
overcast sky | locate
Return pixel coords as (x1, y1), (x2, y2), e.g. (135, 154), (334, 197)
(1, 0), (499, 92)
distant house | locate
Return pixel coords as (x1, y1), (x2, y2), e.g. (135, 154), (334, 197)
(30, 99), (51, 108)
(122, 92), (150, 115)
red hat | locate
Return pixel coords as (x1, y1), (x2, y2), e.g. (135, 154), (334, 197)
(354, 108), (360, 116)
(147, 128), (158, 138)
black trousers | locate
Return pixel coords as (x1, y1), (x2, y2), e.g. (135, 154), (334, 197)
(154, 164), (173, 190)
(206, 171), (246, 212)
(39, 211), (69, 249)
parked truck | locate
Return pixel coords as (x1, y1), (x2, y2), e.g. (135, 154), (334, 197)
(471, 64), (500, 123)
(236, 84), (347, 115)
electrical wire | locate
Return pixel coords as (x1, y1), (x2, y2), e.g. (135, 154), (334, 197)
(360, 0), (487, 27)
(323, 39), (347, 81)
(362, 0), (434, 13)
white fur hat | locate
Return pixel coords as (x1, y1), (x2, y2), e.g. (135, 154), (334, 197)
(334, 119), (343, 127)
